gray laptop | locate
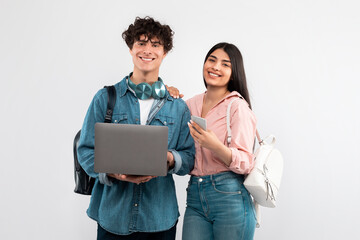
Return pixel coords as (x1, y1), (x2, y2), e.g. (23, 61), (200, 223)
(94, 123), (168, 176)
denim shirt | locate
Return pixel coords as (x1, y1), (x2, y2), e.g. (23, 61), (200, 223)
(77, 76), (195, 235)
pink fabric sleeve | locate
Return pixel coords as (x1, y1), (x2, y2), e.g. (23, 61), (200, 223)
(227, 100), (257, 174)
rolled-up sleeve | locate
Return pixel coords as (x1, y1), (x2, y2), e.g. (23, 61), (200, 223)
(227, 100), (257, 174)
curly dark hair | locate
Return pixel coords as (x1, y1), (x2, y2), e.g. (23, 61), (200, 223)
(122, 17), (174, 53)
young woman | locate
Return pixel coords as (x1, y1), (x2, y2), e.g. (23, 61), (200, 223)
(182, 43), (257, 240)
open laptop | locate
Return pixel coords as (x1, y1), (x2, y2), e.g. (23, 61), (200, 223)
(94, 123), (168, 176)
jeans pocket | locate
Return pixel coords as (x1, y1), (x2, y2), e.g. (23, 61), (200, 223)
(212, 178), (242, 194)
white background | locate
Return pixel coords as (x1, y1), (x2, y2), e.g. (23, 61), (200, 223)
(1, 0), (359, 239)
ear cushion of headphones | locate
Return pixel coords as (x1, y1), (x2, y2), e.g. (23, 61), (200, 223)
(135, 83), (152, 100)
(152, 81), (166, 99)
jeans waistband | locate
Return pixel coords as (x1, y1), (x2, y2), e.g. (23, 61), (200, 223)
(189, 171), (244, 185)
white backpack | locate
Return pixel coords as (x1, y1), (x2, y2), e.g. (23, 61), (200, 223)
(226, 98), (284, 227)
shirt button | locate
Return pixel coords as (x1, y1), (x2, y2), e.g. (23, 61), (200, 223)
(199, 178), (203, 182)
(164, 121), (167, 125)
(134, 204), (138, 207)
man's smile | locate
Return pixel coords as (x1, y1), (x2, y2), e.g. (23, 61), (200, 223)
(139, 56), (155, 62)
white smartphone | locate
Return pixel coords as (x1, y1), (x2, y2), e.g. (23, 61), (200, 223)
(191, 116), (207, 131)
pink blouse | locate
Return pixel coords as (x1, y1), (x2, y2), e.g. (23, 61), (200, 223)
(186, 91), (257, 176)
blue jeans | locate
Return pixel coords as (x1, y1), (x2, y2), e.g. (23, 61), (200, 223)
(182, 172), (256, 240)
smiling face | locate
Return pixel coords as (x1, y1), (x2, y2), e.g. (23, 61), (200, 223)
(129, 35), (167, 76)
(203, 48), (232, 89)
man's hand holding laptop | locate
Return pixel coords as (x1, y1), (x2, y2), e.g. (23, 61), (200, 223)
(107, 174), (155, 184)
(107, 151), (175, 184)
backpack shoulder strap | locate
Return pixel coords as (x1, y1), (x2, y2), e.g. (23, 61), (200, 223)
(104, 85), (116, 123)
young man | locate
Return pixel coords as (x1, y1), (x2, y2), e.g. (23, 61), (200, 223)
(77, 17), (195, 239)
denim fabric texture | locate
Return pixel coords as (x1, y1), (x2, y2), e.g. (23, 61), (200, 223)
(182, 172), (256, 240)
(77, 76), (195, 235)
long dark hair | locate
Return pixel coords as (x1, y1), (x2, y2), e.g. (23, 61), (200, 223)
(203, 42), (252, 109)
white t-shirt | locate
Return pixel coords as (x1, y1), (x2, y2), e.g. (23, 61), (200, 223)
(138, 98), (155, 125)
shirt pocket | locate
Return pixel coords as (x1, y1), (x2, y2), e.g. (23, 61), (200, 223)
(153, 115), (175, 142)
(112, 113), (128, 124)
